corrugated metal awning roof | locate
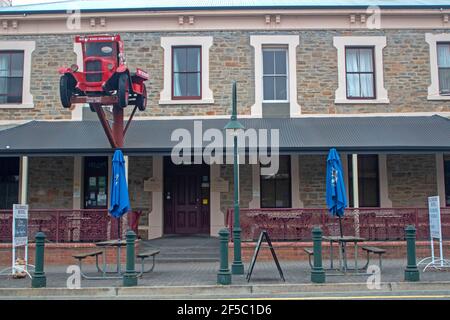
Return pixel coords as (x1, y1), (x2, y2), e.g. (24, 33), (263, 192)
(0, 115), (448, 156)
(1, 0), (450, 15)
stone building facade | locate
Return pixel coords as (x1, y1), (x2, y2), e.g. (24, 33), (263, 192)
(0, 2), (449, 240)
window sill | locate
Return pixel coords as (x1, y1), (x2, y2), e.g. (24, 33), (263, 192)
(427, 94), (450, 101)
(334, 98), (389, 104)
(0, 103), (34, 109)
(159, 99), (214, 105)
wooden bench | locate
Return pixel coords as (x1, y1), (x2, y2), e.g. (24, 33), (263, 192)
(303, 248), (314, 268)
(72, 250), (103, 275)
(361, 246), (386, 270)
(137, 249), (160, 277)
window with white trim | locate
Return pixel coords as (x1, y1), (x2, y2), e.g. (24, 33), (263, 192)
(425, 33), (450, 100)
(262, 47), (288, 102)
(250, 35), (300, 117)
(437, 42), (450, 95)
(160, 37), (213, 105)
(0, 41), (35, 109)
(345, 47), (376, 99)
(0, 51), (24, 104)
(333, 36), (389, 104)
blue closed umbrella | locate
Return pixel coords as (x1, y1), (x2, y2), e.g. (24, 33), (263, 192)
(109, 149), (130, 238)
(326, 148), (348, 236)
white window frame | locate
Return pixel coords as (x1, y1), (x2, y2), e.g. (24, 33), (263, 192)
(425, 33), (450, 101)
(250, 35), (300, 117)
(333, 36), (389, 104)
(0, 41), (35, 109)
(159, 36), (214, 105)
(262, 46), (289, 103)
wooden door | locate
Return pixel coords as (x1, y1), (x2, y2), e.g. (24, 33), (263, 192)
(164, 158), (210, 234)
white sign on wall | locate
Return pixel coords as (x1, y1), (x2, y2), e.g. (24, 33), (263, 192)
(13, 204), (28, 247)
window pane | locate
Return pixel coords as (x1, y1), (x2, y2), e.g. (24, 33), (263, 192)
(186, 47), (200, 72)
(439, 68), (450, 93)
(8, 77), (23, 103)
(186, 73), (200, 97)
(346, 74), (360, 97)
(0, 77), (7, 95)
(274, 50), (287, 75)
(0, 54), (8, 77)
(173, 73), (186, 97)
(11, 53), (24, 77)
(261, 155), (291, 208)
(360, 74), (374, 98)
(346, 48), (359, 72)
(275, 76), (287, 101)
(263, 76), (275, 100)
(260, 179), (276, 208)
(173, 48), (186, 72)
(438, 44), (450, 67)
(263, 50), (275, 75)
(275, 179), (290, 207)
(445, 160), (450, 206)
(359, 49), (374, 72)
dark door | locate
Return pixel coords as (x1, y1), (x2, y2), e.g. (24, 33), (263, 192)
(164, 158), (210, 235)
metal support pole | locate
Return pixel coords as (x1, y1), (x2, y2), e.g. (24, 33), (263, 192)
(404, 225), (420, 282)
(217, 228), (232, 285)
(113, 104), (124, 148)
(231, 133), (244, 275)
(31, 232), (46, 288)
(311, 226), (326, 283)
(123, 230), (137, 287)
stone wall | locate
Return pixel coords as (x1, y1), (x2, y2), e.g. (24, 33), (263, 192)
(220, 163), (253, 216)
(128, 156), (152, 227)
(298, 155), (327, 207)
(1, 29), (449, 121)
(28, 157), (73, 209)
(387, 154), (437, 207)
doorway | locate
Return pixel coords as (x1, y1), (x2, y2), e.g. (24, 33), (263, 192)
(163, 157), (210, 235)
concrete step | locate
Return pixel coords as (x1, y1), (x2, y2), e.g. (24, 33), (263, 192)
(139, 236), (220, 263)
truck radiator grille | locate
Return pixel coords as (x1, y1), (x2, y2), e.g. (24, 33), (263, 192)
(85, 60), (102, 82)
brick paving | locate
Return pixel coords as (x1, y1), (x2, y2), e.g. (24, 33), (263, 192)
(0, 259), (449, 289)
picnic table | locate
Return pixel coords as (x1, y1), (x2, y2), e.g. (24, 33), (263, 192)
(95, 239), (127, 275)
(323, 235), (366, 273)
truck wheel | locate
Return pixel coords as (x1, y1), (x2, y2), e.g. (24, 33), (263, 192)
(60, 74), (74, 108)
(136, 84), (147, 111)
(117, 73), (129, 108)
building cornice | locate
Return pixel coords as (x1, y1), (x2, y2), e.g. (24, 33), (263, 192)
(1, 9), (450, 35)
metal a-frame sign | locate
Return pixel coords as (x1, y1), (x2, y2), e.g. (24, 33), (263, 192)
(246, 230), (285, 282)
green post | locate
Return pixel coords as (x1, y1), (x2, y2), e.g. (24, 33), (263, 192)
(217, 228), (232, 285)
(311, 227), (326, 283)
(404, 225), (420, 282)
(123, 230), (138, 287)
(224, 81), (245, 276)
(31, 232), (46, 288)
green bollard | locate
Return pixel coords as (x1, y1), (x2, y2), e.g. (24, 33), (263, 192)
(217, 228), (232, 285)
(404, 225), (420, 282)
(31, 232), (46, 288)
(123, 230), (138, 287)
(311, 226), (326, 284)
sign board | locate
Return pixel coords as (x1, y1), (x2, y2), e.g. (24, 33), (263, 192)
(428, 196), (441, 239)
(246, 230), (285, 283)
(212, 178), (229, 193)
(13, 204), (28, 247)
(418, 196), (450, 271)
(143, 178), (161, 192)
